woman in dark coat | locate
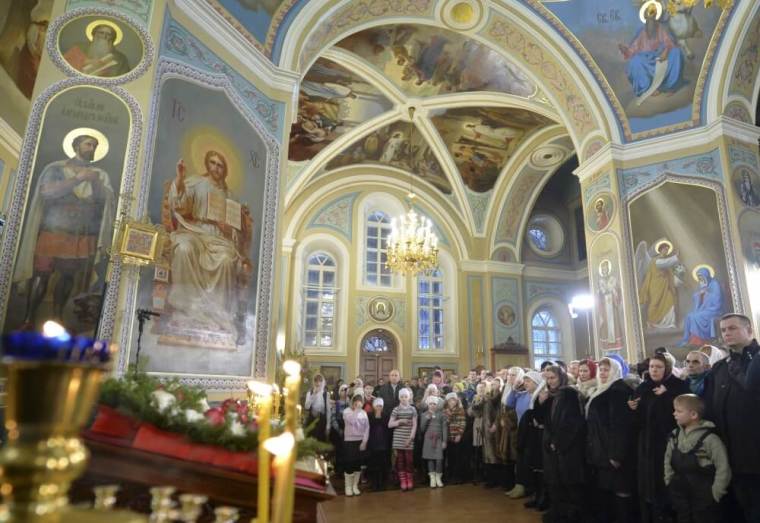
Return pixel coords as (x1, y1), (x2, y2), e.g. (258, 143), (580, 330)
(543, 365), (587, 523)
(629, 353), (689, 523)
(586, 357), (637, 523)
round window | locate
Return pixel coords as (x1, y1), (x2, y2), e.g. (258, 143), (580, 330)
(527, 214), (564, 257)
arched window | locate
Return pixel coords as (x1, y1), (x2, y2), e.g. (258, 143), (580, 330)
(531, 307), (561, 366)
(417, 269), (445, 350)
(365, 210), (392, 286)
(303, 253), (337, 348)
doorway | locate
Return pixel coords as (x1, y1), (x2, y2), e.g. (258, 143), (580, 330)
(359, 329), (397, 386)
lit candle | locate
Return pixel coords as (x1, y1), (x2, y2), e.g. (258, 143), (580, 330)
(248, 381), (272, 523)
(282, 360), (301, 523)
(264, 432), (295, 523)
(272, 384), (281, 419)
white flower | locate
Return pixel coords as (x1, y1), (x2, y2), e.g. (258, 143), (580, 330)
(230, 420), (246, 436)
(151, 390), (176, 413)
(295, 428), (305, 442)
(197, 398), (211, 412)
(184, 409), (205, 423)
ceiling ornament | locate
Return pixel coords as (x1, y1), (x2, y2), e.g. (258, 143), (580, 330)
(530, 145), (567, 168)
(387, 107), (440, 276)
(441, 0), (484, 31)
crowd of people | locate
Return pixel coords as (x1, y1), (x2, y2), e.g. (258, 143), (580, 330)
(303, 313), (760, 523)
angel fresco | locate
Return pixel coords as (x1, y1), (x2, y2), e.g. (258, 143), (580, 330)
(679, 265), (724, 347)
(635, 238), (685, 330)
(597, 259), (624, 350)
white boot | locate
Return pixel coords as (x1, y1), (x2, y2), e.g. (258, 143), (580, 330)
(508, 484), (526, 498)
(344, 473), (353, 497)
(429, 473), (437, 488)
(351, 472), (361, 496)
(435, 472), (444, 488)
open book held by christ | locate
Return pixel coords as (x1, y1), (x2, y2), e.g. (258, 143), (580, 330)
(206, 191), (242, 230)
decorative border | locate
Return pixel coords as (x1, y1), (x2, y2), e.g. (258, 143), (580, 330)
(585, 191), (616, 235)
(0, 79), (144, 342)
(307, 192), (358, 241)
(617, 149), (723, 199)
(47, 7), (155, 86)
(118, 59), (281, 388)
(620, 175), (743, 358)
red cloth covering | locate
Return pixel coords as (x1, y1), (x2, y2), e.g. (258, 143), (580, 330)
(89, 405), (141, 440)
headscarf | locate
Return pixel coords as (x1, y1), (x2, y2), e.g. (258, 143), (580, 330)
(585, 357), (622, 417)
(545, 366), (568, 397)
(649, 353), (672, 382)
(307, 375), (326, 414)
(700, 344), (727, 366)
(606, 354), (629, 377)
(662, 351), (681, 378)
(502, 366), (525, 405)
(524, 371), (545, 409)
(578, 359), (597, 381)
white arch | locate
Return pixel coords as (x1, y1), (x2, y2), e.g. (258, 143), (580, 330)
(355, 323), (405, 382)
(291, 232), (351, 357)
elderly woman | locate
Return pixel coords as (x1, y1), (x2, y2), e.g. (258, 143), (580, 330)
(483, 378), (506, 488)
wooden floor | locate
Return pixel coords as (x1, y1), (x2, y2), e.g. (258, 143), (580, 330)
(319, 484), (543, 522)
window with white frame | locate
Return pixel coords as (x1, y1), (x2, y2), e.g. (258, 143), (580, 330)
(417, 269), (445, 350)
(531, 307), (561, 366)
(303, 253), (337, 348)
(365, 210), (392, 286)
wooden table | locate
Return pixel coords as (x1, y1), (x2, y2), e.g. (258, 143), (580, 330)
(71, 435), (335, 522)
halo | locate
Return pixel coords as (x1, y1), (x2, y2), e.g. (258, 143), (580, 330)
(639, 0), (663, 23)
(181, 125), (244, 194)
(692, 264), (715, 282)
(594, 197), (605, 207)
(86, 19), (123, 46)
(62, 127), (110, 162)
(598, 258), (612, 276)
(654, 238), (673, 255)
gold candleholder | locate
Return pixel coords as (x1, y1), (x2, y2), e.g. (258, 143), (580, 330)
(93, 485), (120, 511)
(177, 493), (206, 522)
(213, 506), (239, 523)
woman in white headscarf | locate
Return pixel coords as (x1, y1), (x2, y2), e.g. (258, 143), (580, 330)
(586, 357), (636, 523)
(700, 344), (727, 367)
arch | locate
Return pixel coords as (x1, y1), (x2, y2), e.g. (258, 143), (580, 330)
(291, 232), (351, 356)
(355, 191), (407, 292)
(278, 0), (616, 151)
(355, 324), (404, 383)
(526, 297), (576, 368)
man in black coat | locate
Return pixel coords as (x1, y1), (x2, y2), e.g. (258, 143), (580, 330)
(704, 313), (760, 523)
(377, 369), (401, 417)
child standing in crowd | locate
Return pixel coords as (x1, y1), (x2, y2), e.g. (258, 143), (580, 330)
(389, 388), (417, 491)
(342, 393), (369, 497)
(665, 394), (731, 523)
(421, 396), (448, 488)
(469, 382), (487, 484)
(363, 384), (376, 413)
(367, 397), (391, 491)
(304, 373), (331, 443)
(444, 392), (466, 484)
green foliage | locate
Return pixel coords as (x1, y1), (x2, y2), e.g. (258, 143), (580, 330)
(98, 369), (331, 458)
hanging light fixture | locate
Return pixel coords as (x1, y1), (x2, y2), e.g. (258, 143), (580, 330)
(386, 107), (440, 276)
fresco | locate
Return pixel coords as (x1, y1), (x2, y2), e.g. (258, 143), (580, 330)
(58, 15), (144, 78)
(0, 0), (51, 98)
(336, 24), (536, 98)
(738, 211), (760, 270)
(289, 58), (392, 162)
(590, 234), (625, 352)
(732, 166), (760, 208)
(137, 77), (268, 377)
(430, 107), (553, 192)
(4, 86), (130, 336)
(629, 182), (730, 350)
(325, 121), (452, 194)
(537, 0), (722, 135)
(586, 192), (615, 232)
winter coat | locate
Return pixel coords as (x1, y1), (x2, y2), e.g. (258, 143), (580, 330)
(543, 386), (586, 486)
(482, 393), (504, 464)
(663, 420), (731, 503)
(517, 407), (543, 470)
(468, 395), (485, 447)
(368, 412), (391, 452)
(506, 389), (532, 423)
(444, 406), (466, 442)
(633, 372), (690, 503)
(585, 379), (636, 493)
(703, 339), (760, 475)
(420, 410), (448, 460)
(376, 383), (401, 417)
(496, 404), (519, 462)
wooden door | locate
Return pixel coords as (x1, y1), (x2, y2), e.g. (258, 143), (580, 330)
(359, 329), (396, 386)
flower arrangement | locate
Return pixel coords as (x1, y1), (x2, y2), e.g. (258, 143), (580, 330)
(98, 370), (331, 458)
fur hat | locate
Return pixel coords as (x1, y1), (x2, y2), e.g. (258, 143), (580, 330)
(445, 392), (458, 402)
(524, 370), (544, 387)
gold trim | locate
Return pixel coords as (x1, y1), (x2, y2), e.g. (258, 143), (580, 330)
(86, 19), (124, 45)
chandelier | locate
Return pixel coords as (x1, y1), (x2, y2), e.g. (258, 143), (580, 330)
(385, 107), (440, 276)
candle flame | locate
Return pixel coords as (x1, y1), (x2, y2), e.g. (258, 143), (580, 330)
(283, 360), (301, 377)
(263, 432), (295, 457)
(42, 320), (70, 340)
(248, 381), (273, 396)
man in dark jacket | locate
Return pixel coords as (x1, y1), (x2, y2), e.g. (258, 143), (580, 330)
(376, 369), (401, 417)
(704, 313), (760, 523)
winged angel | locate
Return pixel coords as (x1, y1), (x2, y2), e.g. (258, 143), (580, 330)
(635, 238), (686, 330)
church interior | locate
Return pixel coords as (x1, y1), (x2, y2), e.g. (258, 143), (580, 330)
(0, 0), (759, 521)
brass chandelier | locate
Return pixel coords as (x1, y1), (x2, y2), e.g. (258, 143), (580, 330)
(385, 107), (440, 276)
